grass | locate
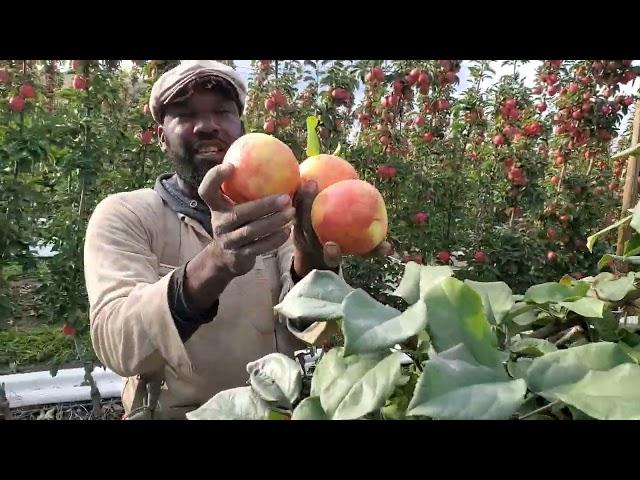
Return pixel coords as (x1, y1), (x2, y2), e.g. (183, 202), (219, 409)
(0, 326), (94, 374)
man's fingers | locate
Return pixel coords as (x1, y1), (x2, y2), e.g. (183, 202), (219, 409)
(239, 227), (292, 258)
(323, 241), (342, 269)
(224, 207), (295, 249)
(293, 180), (321, 249)
(374, 241), (394, 257)
(222, 193), (292, 231)
(198, 163), (235, 211)
(363, 240), (393, 258)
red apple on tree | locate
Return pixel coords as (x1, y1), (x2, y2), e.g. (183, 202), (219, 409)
(413, 212), (428, 224)
(72, 75), (87, 90)
(474, 251), (488, 263)
(19, 83), (35, 98)
(437, 250), (451, 263)
(8, 96), (25, 112)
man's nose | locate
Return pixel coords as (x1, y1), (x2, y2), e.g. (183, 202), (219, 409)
(193, 115), (219, 135)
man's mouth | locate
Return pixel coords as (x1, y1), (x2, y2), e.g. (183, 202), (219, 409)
(195, 144), (227, 160)
(197, 146), (224, 154)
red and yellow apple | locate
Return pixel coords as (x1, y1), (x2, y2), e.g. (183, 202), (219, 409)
(299, 154), (359, 192)
(311, 179), (387, 255)
(221, 133), (300, 203)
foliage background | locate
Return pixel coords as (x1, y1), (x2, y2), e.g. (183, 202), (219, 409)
(0, 59), (637, 371)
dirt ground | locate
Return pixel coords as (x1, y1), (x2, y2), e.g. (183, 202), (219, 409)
(1, 278), (44, 331)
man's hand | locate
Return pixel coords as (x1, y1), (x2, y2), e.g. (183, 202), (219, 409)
(198, 164), (295, 277)
(183, 164), (294, 311)
(292, 180), (393, 277)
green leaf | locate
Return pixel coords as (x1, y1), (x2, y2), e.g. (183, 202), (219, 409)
(306, 116), (321, 157)
(551, 363), (640, 420)
(507, 303), (539, 326)
(525, 342), (633, 400)
(424, 277), (502, 367)
(524, 282), (589, 304)
(419, 265), (454, 298)
(407, 345), (526, 420)
(381, 394), (410, 420)
(591, 272), (637, 301)
(507, 357), (533, 379)
(246, 353), (302, 408)
(310, 348), (403, 420)
(558, 297), (605, 318)
(391, 261), (422, 304)
(568, 405), (596, 420)
(267, 409), (291, 420)
(291, 396), (328, 420)
(587, 214), (632, 252)
(623, 233), (640, 256)
(274, 270), (353, 322)
(341, 290), (427, 356)
(332, 143), (342, 156)
(619, 342), (640, 363)
(511, 338), (557, 357)
(186, 387), (269, 420)
(464, 280), (514, 325)
(592, 309), (620, 342)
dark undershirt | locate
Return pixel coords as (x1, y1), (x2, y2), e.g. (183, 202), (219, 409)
(154, 174), (218, 342)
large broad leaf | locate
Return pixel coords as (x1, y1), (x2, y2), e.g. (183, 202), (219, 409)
(524, 282), (589, 304)
(592, 309), (620, 342)
(246, 353), (302, 408)
(558, 297), (606, 318)
(619, 342), (640, 363)
(423, 277), (502, 367)
(310, 348), (403, 420)
(186, 387), (269, 420)
(291, 396), (328, 420)
(550, 363), (640, 420)
(342, 289), (427, 356)
(525, 342), (633, 400)
(507, 303), (539, 326)
(591, 273), (637, 301)
(406, 344), (526, 420)
(507, 357), (534, 379)
(510, 338), (557, 357)
(274, 269), (353, 322)
(392, 261), (422, 304)
(419, 265), (454, 298)
(464, 280), (514, 325)
(306, 116), (321, 157)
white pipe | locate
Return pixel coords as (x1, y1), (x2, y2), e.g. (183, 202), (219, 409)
(1, 367), (122, 408)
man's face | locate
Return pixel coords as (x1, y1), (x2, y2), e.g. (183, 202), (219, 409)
(160, 86), (243, 190)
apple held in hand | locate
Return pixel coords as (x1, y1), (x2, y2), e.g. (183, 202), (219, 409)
(299, 154), (359, 192)
(221, 133), (301, 203)
(311, 179), (388, 255)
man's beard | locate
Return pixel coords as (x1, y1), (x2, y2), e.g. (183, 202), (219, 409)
(167, 149), (213, 194)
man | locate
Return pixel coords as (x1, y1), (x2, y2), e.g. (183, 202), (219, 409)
(84, 60), (388, 419)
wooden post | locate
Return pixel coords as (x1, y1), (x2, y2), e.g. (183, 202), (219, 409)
(616, 102), (640, 255)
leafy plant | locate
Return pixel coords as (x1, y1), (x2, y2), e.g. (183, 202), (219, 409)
(188, 197), (640, 420)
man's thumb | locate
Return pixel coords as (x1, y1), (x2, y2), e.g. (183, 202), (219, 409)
(198, 163), (234, 210)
